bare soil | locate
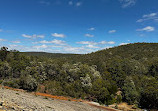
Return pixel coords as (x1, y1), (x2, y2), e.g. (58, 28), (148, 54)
(0, 86), (113, 111)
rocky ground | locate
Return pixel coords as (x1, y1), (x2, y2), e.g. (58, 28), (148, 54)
(0, 87), (107, 111)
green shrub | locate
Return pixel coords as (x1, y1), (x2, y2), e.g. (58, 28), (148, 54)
(116, 95), (122, 104)
(0, 80), (3, 84)
(3, 80), (20, 88)
(20, 75), (38, 91)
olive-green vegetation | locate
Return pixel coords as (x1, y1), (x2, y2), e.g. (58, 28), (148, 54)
(0, 43), (158, 109)
(22, 52), (79, 58)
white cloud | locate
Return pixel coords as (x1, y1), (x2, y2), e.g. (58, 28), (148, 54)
(136, 19), (143, 23)
(77, 41), (115, 45)
(86, 44), (99, 49)
(22, 34), (32, 38)
(36, 39), (66, 45)
(6, 44), (62, 53)
(10, 44), (18, 47)
(76, 2), (82, 6)
(136, 26), (155, 32)
(33, 44), (48, 49)
(77, 41), (97, 45)
(107, 41), (116, 44)
(22, 34), (45, 39)
(64, 46), (82, 52)
(88, 27), (95, 31)
(68, 1), (82, 7)
(99, 41), (106, 44)
(39, 1), (50, 5)
(119, 0), (136, 8)
(37, 35), (45, 38)
(143, 13), (157, 18)
(120, 43), (129, 45)
(137, 12), (158, 22)
(12, 41), (21, 43)
(51, 33), (65, 38)
(32, 45), (96, 54)
(7, 44), (27, 51)
(99, 41), (115, 44)
(63, 46), (94, 54)
(64, 44), (114, 54)
(3, 41), (114, 54)
(0, 38), (6, 42)
(108, 30), (116, 33)
(68, 1), (73, 5)
(85, 34), (94, 37)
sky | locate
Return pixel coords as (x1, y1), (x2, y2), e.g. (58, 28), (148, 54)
(0, 0), (158, 54)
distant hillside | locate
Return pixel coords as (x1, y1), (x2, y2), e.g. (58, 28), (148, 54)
(72, 43), (158, 66)
(21, 52), (80, 58)
(90, 42), (158, 60)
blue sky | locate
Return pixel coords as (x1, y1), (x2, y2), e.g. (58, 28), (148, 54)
(0, 0), (158, 53)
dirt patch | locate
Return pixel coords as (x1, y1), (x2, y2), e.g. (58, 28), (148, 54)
(0, 86), (109, 111)
(86, 102), (118, 111)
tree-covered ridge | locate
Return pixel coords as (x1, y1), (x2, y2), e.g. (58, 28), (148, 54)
(72, 43), (158, 64)
(22, 52), (80, 58)
(0, 43), (158, 110)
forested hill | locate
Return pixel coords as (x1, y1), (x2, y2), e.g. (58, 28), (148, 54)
(92, 42), (158, 59)
(73, 43), (158, 63)
(0, 43), (158, 110)
(22, 52), (80, 58)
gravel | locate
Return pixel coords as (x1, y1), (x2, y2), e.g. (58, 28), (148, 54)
(0, 88), (106, 111)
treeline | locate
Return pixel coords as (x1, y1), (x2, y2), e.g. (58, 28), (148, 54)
(22, 52), (80, 58)
(0, 43), (158, 110)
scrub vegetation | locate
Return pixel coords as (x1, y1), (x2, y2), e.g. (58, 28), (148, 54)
(0, 43), (158, 110)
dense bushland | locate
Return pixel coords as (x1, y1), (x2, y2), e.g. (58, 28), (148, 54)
(0, 43), (158, 109)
